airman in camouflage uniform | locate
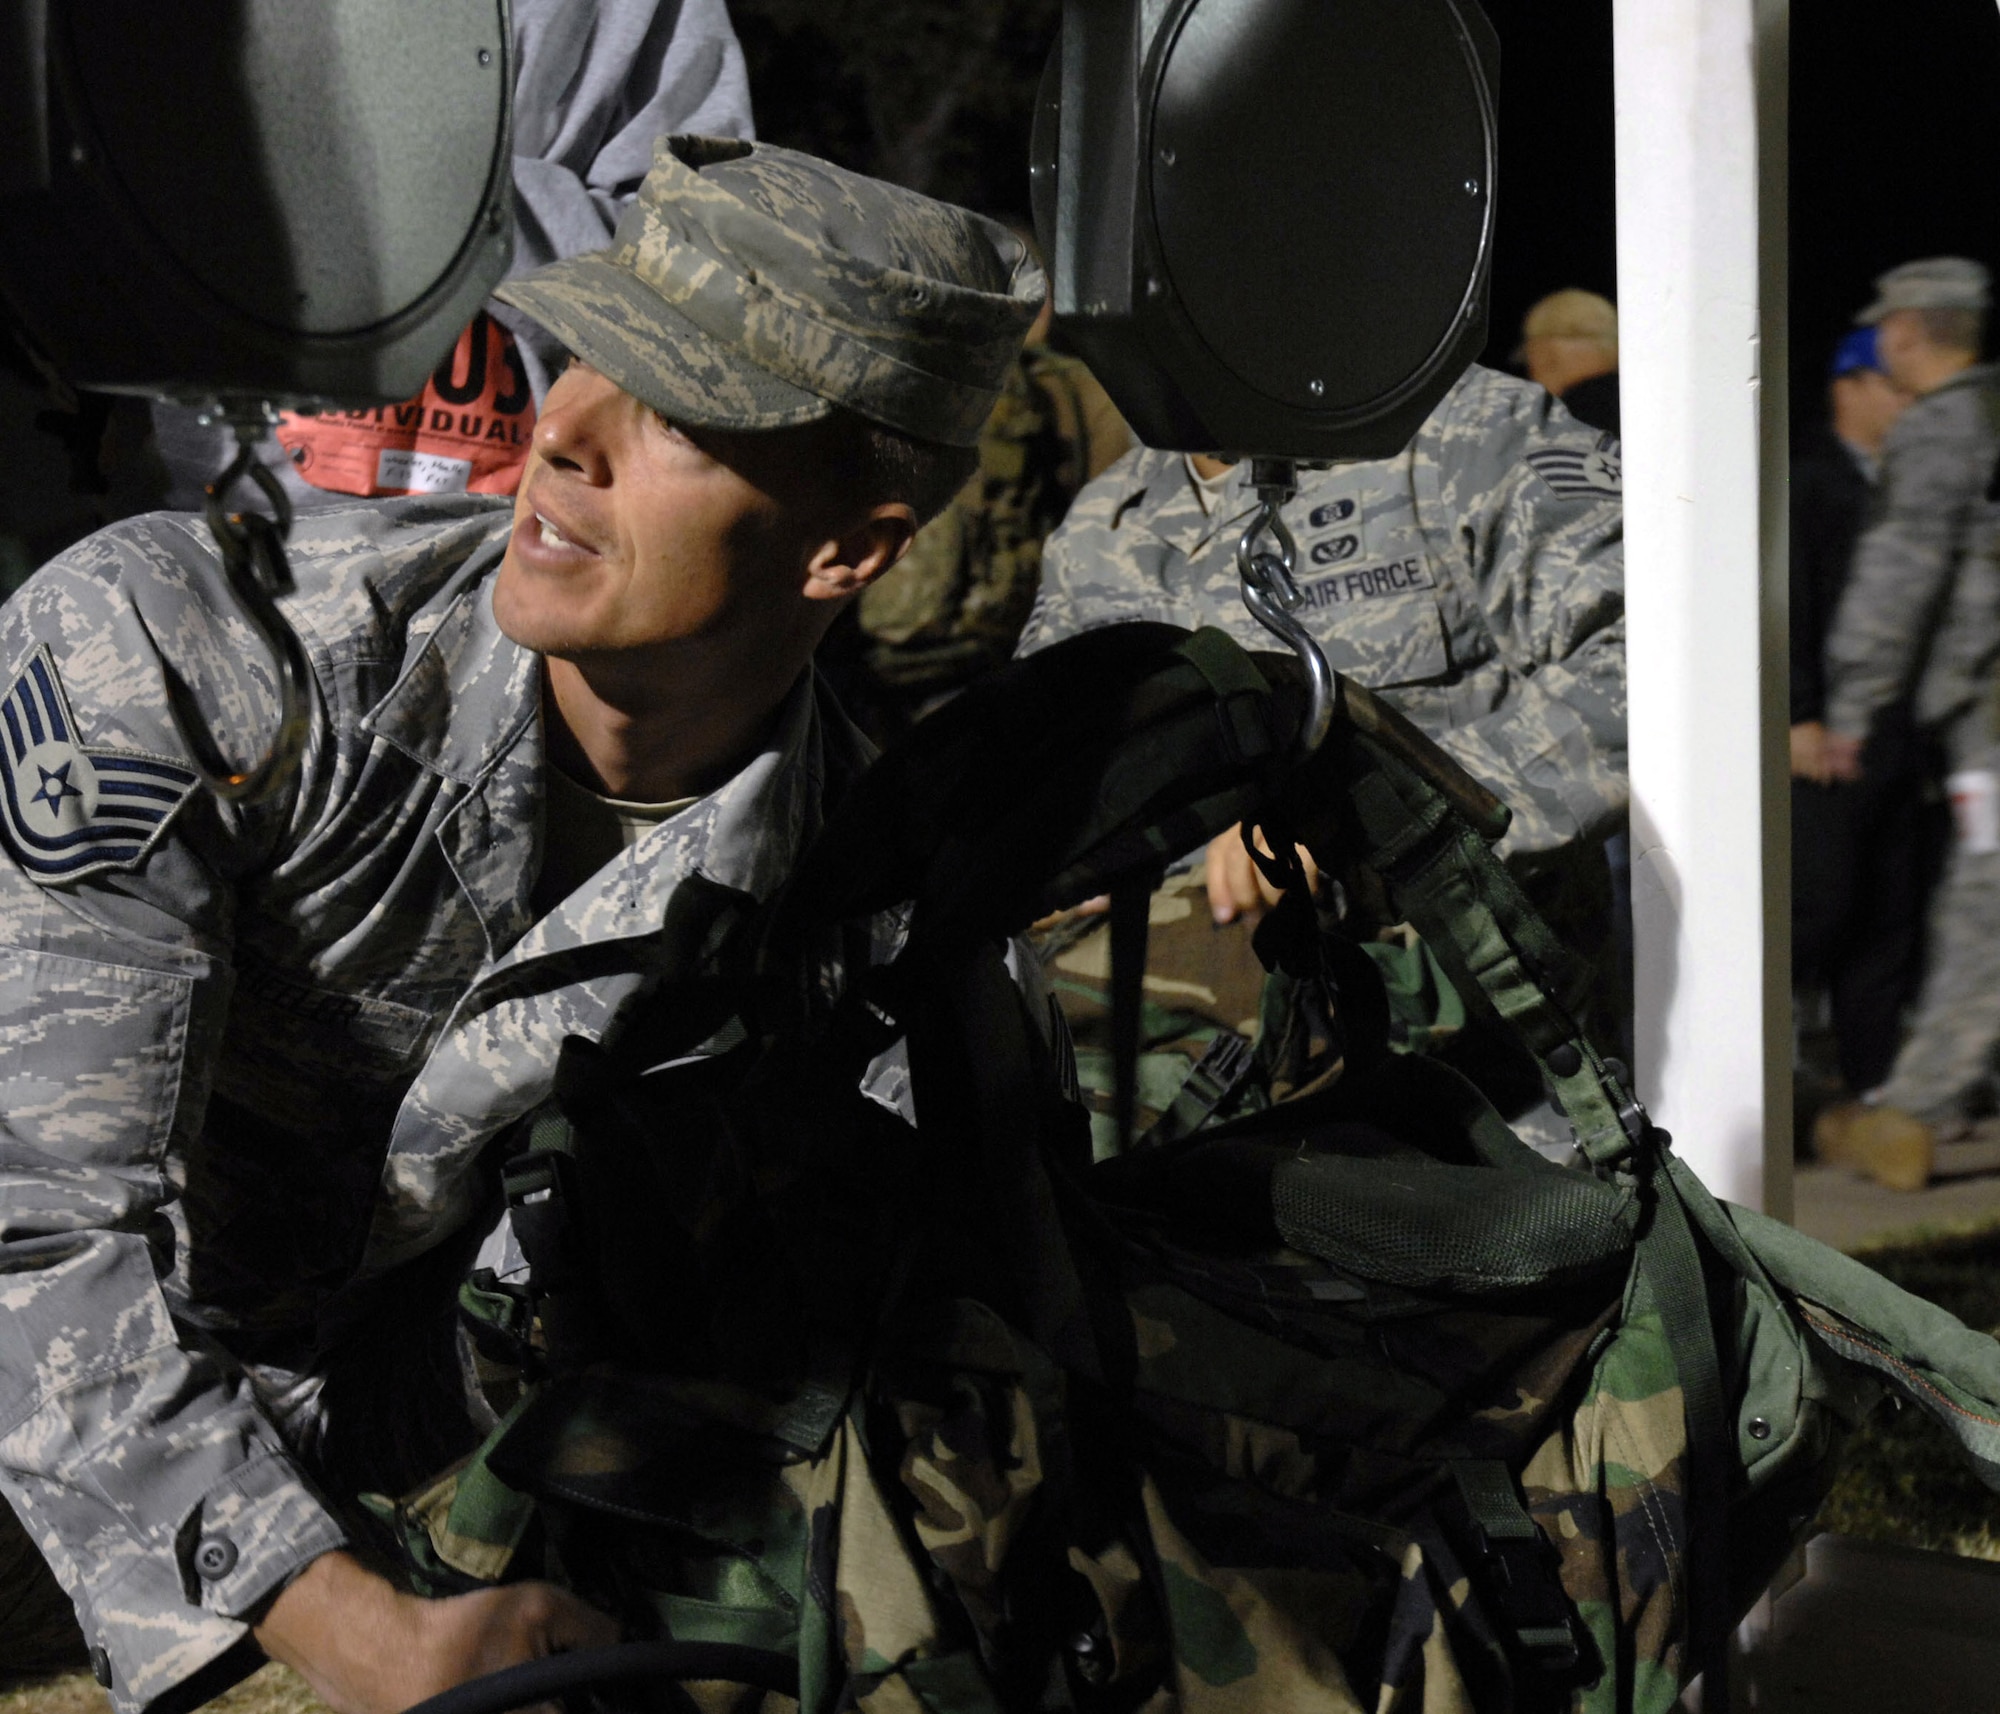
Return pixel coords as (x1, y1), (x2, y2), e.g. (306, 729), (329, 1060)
(1819, 258), (2000, 1188)
(1018, 365), (1626, 1145)
(1017, 362), (1627, 864)
(0, 135), (1042, 1712)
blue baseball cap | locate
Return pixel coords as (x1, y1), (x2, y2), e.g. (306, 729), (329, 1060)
(1830, 327), (1880, 378)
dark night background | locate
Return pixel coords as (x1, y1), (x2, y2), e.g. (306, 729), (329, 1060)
(732, 0), (2000, 434)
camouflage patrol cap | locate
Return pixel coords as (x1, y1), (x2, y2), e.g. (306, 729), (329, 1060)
(1855, 257), (1991, 325)
(495, 136), (1045, 449)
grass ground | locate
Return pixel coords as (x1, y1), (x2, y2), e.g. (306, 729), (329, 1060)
(0, 1666), (324, 1714)
(1815, 1220), (2000, 1558)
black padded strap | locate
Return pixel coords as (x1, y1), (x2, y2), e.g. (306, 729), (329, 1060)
(1108, 871), (1156, 1155)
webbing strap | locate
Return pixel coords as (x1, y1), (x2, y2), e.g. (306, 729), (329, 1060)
(1633, 1152), (1732, 1712)
(1450, 1458), (1540, 1544)
(1342, 753), (1639, 1165)
(1107, 873), (1157, 1156)
(1178, 624), (1278, 702)
(1448, 1460), (1582, 1671)
(1338, 726), (1732, 1705)
(525, 1105), (574, 1158)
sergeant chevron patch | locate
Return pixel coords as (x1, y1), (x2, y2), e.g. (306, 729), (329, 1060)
(1526, 444), (1622, 499)
(0, 646), (199, 883)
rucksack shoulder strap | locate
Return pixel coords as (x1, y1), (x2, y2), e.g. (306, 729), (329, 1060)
(1296, 678), (1643, 1169)
(1275, 669), (1739, 1709)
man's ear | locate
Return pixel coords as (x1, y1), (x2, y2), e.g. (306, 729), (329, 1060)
(802, 502), (919, 602)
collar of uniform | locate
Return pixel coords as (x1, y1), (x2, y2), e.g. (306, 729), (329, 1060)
(1924, 361), (2000, 403)
(361, 671), (832, 1277)
(1122, 447), (1262, 563)
(360, 553), (537, 785)
(497, 665), (825, 969)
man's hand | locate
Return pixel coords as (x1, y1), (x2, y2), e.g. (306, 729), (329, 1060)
(1205, 825), (1320, 925)
(1789, 720), (1833, 784)
(254, 1550), (618, 1714)
(1821, 730), (1866, 783)
(1032, 824), (1322, 931)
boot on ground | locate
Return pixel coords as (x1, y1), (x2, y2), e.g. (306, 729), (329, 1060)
(1812, 1099), (1869, 1168)
(1843, 1105), (1935, 1192)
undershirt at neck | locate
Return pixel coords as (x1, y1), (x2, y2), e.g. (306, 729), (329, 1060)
(1183, 454), (1239, 517)
(532, 763), (699, 917)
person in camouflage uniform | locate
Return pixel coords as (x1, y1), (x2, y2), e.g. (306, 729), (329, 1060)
(1018, 364), (1626, 869)
(834, 331), (1129, 738)
(0, 135), (1042, 1713)
(1818, 258), (2000, 1190)
(1018, 365), (1626, 1145)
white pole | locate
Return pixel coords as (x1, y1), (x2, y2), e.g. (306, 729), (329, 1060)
(1612, 0), (1791, 1215)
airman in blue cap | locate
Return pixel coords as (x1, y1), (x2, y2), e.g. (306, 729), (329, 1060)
(1790, 324), (1922, 1136)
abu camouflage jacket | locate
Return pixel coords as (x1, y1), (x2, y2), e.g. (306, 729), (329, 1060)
(0, 497), (892, 1713)
(1825, 363), (2000, 757)
(1017, 365), (1627, 861)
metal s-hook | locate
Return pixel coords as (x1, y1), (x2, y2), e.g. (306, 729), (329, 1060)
(157, 419), (314, 804)
(1234, 456), (1334, 755)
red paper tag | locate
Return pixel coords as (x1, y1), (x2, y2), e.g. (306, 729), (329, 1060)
(276, 313), (536, 497)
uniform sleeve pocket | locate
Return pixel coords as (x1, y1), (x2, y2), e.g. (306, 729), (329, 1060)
(0, 946), (193, 1174)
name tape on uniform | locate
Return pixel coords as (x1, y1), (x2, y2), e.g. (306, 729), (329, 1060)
(1298, 556), (1436, 611)
(0, 647), (199, 883)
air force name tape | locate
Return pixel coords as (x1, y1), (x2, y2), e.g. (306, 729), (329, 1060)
(0, 647), (199, 882)
(1526, 444), (1621, 500)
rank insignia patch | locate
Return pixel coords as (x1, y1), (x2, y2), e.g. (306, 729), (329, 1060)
(0, 647), (199, 882)
(1527, 444), (1622, 499)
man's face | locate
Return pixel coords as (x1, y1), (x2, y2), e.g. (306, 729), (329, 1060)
(493, 360), (837, 661)
(1872, 311), (1927, 393)
(1840, 368), (1910, 449)
(1521, 334), (1616, 400)
(1520, 335), (1563, 394)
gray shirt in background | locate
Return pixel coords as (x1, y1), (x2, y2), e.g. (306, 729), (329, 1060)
(1825, 363), (2000, 763)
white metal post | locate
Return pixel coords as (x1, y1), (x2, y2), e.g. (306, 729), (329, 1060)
(1612, 0), (1791, 1215)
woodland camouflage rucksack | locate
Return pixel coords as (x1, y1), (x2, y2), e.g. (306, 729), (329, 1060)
(383, 625), (2000, 1714)
(839, 347), (1131, 734)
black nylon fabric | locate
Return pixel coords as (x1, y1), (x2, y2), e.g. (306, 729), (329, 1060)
(775, 624), (1297, 966)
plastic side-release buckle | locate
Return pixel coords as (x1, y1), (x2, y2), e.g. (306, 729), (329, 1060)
(1449, 1460), (1592, 1685)
(1151, 1028), (1257, 1145)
